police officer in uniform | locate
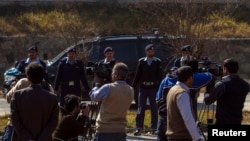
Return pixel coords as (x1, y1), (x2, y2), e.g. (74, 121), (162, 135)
(133, 44), (163, 136)
(97, 46), (116, 84)
(99, 46), (116, 64)
(16, 45), (48, 81)
(54, 46), (91, 107)
(173, 45), (195, 68)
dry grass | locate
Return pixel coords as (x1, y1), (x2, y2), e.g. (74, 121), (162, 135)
(0, 109), (249, 132)
(0, 115), (9, 131)
(0, 4), (250, 38)
(126, 109), (250, 128)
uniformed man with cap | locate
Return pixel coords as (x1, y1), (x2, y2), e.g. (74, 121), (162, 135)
(54, 46), (91, 107)
(174, 44), (195, 68)
(95, 46), (116, 84)
(132, 43), (163, 136)
(16, 45), (48, 81)
(17, 46), (47, 73)
(99, 46), (116, 64)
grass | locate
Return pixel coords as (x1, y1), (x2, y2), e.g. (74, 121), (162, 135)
(126, 109), (250, 129)
(0, 109), (249, 133)
(0, 4), (250, 38)
(0, 115), (8, 131)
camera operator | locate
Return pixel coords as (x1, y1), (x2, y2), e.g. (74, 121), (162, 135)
(204, 58), (250, 125)
(53, 94), (89, 141)
(89, 62), (134, 141)
(155, 58), (213, 141)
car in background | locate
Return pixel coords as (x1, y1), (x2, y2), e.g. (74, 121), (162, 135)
(46, 31), (177, 103)
(2, 31), (178, 101)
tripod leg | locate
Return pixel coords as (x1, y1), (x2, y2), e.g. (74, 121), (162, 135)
(199, 127), (207, 141)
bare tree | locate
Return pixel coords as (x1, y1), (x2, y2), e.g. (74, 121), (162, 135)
(127, 0), (247, 60)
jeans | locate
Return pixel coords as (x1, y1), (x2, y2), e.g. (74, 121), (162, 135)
(136, 88), (158, 130)
(93, 133), (127, 141)
(157, 115), (168, 141)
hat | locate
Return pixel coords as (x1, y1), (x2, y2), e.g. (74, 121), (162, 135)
(181, 45), (191, 51)
(66, 46), (76, 53)
(145, 44), (154, 51)
(104, 47), (113, 54)
(28, 46), (38, 52)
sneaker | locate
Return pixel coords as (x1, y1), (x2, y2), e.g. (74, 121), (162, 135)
(150, 130), (157, 135)
(133, 129), (142, 136)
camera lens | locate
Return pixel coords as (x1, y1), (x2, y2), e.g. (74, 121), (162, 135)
(80, 102), (87, 109)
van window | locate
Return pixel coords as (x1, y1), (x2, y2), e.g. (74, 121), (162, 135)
(101, 40), (139, 63)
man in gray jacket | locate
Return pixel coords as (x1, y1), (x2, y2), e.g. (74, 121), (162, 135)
(10, 62), (59, 141)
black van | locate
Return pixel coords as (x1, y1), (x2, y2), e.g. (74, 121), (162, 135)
(46, 32), (176, 102)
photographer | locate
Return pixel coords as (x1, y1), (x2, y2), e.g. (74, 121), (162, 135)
(155, 59), (213, 141)
(204, 58), (250, 125)
(89, 62), (134, 141)
(53, 94), (89, 141)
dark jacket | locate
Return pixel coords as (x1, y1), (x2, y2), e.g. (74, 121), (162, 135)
(10, 84), (59, 141)
(132, 57), (163, 89)
(205, 75), (250, 124)
(52, 107), (88, 141)
(54, 58), (91, 94)
(16, 58), (49, 82)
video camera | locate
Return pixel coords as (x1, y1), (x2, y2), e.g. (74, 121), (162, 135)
(80, 102), (88, 110)
(85, 61), (115, 84)
(198, 56), (223, 77)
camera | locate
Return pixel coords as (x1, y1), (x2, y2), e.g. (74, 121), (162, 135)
(86, 61), (115, 84)
(198, 56), (223, 77)
(80, 102), (88, 109)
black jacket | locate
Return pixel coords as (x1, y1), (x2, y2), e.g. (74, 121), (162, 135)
(54, 58), (91, 94)
(16, 58), (49, 81)
(132, 57), (163, 89)
(205, 75), (250, 124)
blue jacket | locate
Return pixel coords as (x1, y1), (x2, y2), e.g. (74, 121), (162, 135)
(156, 72), (213, 116)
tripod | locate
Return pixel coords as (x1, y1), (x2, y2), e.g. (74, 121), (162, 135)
(81, 101), (100, 141)
(198, 99), (216, 141)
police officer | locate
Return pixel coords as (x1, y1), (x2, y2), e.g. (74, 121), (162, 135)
(96, 46), (116, 84)
(132, 43), (163, 136)
(174, 45), (196, 68)
(16, 45), (48, 81)
(99, 46), (116, 64)
(54, 46), (91, 107)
